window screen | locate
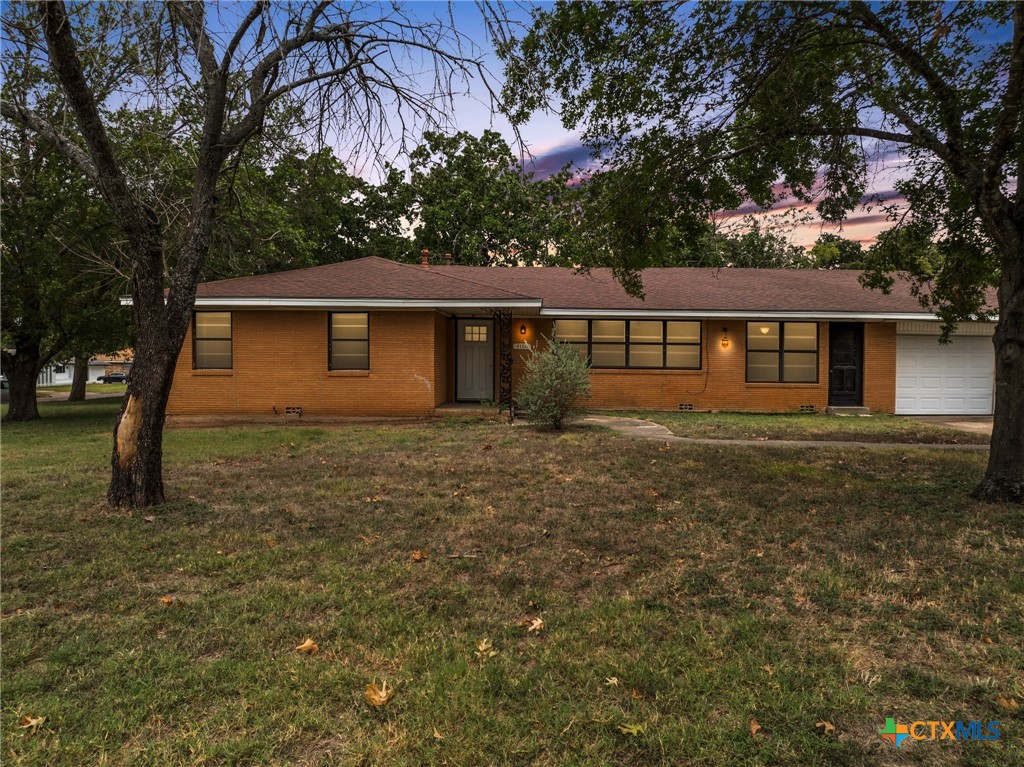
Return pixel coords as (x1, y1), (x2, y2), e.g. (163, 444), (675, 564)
(194, 312), (232, 369)
(330, 313), (369, 370)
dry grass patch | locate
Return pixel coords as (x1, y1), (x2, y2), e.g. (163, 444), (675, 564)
(1, 401), (1020, 765)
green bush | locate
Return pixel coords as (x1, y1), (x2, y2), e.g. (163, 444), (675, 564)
(516, 338), (591, 429)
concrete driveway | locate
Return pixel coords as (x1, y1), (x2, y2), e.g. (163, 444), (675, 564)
(904, 415), (993, 436)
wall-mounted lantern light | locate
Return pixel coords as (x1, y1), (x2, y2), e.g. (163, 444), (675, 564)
(721, 327), (730, 349)
(520, 324), (528, 336)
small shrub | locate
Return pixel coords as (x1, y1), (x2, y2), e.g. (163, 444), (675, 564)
(516, 338), (591, 429)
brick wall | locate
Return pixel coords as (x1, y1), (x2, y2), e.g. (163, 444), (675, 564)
(863, 322), (897, 413)
(168, 312), (899, 416)
(510, 319), (898, 414)
(168, 310), (442, 417)
(433, 312), (448, 407)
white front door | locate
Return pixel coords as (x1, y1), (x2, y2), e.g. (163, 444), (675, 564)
(456, 319), (494, 401)
(896, 334), (994, 415)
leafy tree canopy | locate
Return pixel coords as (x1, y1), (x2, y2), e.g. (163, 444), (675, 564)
(502, 1), (1023, 501)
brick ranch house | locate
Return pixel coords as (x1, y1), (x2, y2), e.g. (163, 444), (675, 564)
(164, 256), (996, 418)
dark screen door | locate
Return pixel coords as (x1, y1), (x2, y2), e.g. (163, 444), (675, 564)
(829, 323), (863, 406)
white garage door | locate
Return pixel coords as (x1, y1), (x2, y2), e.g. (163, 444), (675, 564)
(896, 334), (994, 415)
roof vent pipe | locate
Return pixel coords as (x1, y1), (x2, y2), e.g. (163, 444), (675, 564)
(420, 249), (430, 268)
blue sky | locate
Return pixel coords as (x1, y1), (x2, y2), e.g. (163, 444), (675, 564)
(200, 1), (1011, 248)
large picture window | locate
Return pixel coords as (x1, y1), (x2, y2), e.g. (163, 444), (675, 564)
(330, 312), (369, 370)
(746, 321), (818, 382)
(193, 312), (232, 369)
(553, 319), (702, 369)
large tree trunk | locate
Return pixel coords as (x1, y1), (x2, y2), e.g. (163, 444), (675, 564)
(973, 256), (1024, 503)
(106, 215), (178, 508)
(2, 347), (42, 422)
(106, 348), (177, 508)
(106, 173), (218, 509)
(68, 355), (89, 401)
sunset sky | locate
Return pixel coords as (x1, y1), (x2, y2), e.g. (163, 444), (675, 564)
(419, 1), (913, 249)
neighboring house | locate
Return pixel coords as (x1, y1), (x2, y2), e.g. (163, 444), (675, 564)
(36, 352), (133, 387)
(164, 256), (996, 419)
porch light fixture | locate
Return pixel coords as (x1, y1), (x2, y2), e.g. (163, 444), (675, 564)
(759, 325), (771, 334)
(520, 323), (527, 336)
(721, 327), (730, 349)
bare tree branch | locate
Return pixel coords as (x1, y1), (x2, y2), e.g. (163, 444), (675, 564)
(0, 100), (99, 182)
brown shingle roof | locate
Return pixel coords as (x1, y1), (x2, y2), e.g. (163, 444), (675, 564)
(196, 256), (532, 301)
(428, 264), (931, 314)
(194, 256), (987, 316)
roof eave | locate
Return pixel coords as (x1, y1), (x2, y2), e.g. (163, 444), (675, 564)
(179, 297), (542, 309)
(538, 308), (979, 321)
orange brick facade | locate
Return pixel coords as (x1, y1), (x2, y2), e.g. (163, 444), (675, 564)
(168, 310), (444, 417)
(168, 311), (898, 417)
(515, 318), (896, 414)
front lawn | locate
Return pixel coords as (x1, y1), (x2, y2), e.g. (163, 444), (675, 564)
(37, 383), (127, 396)
(2, 401), (1020, 766)
(630, 411), (991, 445)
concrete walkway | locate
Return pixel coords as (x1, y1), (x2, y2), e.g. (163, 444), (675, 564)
(905, 415), (993, 436)
(583, 415), (989, 452)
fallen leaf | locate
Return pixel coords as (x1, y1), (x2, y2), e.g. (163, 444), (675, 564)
(605, 676), (620, 687)
(996, 695), (1019, 711)
(749, 718), (764, 739)
(159, 596), (175, 606)
(265, 538), (276, 548)
(295, 638), (319, 655)
(364, 680), (394, 707)
(482, 444), (492, 451)
(143, 515), (156, 522)
(526, 617), (544, 633)
(474, 638), (498, 660)
(411, 550), (428, 563)
(981, 635), (994, 644)
(816, 720), (835, 735)
(432, 727), (443, 740)
(631, 688), (643, 700)
(18, 715), (45, 732)
(617, 722), (646, 736)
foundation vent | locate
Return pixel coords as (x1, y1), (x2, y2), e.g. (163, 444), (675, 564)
(678, 403), (694, 412)
(800, 404), (816, 413)
(284, 406), (303, 417)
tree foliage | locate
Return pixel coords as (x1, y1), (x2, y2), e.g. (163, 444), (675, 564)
(1, 135), (131, 421)
(503, 1), (1023, 502)
(368, 129), (575, 266)
(2, 0), (503, 507)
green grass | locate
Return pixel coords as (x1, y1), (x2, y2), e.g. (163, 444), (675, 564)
(2, 401), (1021, 765)
(628, 411), (991, 445)
(37, 383), (127, 396)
